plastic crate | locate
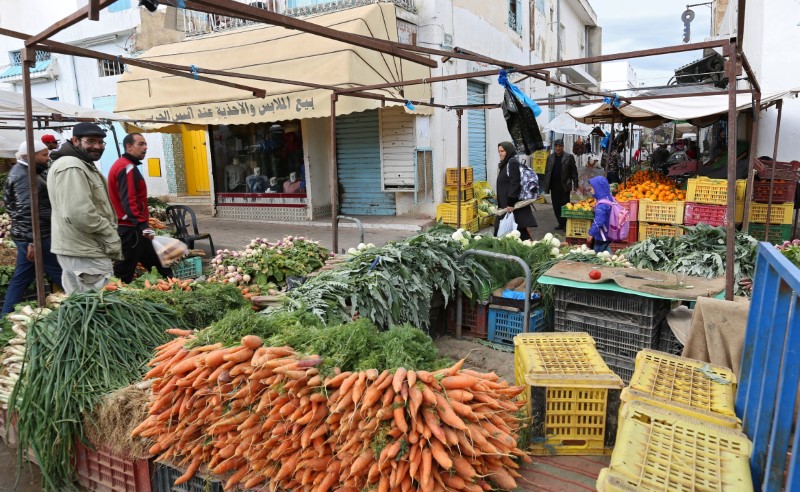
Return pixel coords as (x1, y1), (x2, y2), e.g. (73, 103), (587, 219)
(446, 299), (489, 338)
(472, 180), (493, 199)
(598, 401), (753, 492)
(554, 310), (664, 360)
(754, 157), (800, 180)
(444, 185), (475, 203)
(445, 167), (474, 186)
(638, 222), (683, 240)
(566, 218), (591, 239)
(618, 200), (639, 221)
(172, 256), (202, 279)
(514, 333), (623, 456)
(683, 202), (727, 227)
(436, 199), (477, 224)
(746, 223), (793, 243)
(638, 199), (685, 224)
(602, 353), (636, 384)
(752, 179), (797, 203)
(748, 202), (794, 224)
(554, 286), (671, 319)
(656, 322), (684, 356)
(479, 215), (495, 229)
(532, 150), (548, 174)
(488, 305), (545, 345)
(151, 461), (223, 492)
(561, 205), (595, 219)
(466, 218), (480, 233)
(73, 440), (151, 492)
(686, 177), (745, 205)
(622, 349), (740, 429)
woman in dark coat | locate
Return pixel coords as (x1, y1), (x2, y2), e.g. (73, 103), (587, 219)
(494, 141), (537, 240)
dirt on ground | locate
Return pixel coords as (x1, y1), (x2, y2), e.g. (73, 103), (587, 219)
(434, 335), (515, 383)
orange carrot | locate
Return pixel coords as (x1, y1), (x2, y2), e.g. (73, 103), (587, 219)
(241, 335), (263, 349)
(393, 396), (408, 433)
(440, 375), (478, 390)
(174, 458), (201, 485)
(435, 392), (467, 430)
(392, 367), (408, 393)
(430, 438), (453, 469)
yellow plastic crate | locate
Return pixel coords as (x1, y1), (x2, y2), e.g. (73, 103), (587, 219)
(638, 199), (685, 224)
(436, 199), (477, 224)
(466, 218), (479, 233)
(638, 222), (684, 241)
(599, 401), (753, 492)
(532, 150), (548, 174)
(479, 215), (495, 229)
(566, 218), (592, 239)
(621, 349), (740, 429)
(686, 177), (747, 205)
(515, 333), (623, 456)
(747, 202), (794, 224)
(445, 167), (473, 186)
(444, 185), (474, 203)
(472, 181), (493, 199)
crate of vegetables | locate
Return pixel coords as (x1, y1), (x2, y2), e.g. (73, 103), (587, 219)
(683, 203), (727, 227)
(751, 179), (797, 204)
(746, 224), (793, 243)
(638, 199), (685, 224)
(566, 218), (592, 239)
(748, 202), (794, 224)
(561, 201), (595, 219)
(74, 439), (152, 492)
(639, 222), (684, 241)
(172, 256), (202, 279)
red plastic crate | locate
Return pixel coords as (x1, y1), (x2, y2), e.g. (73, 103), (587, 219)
(618, 200), (639, 221)
(446, 299), (489, 338)
(754, 158), (800, 181)
(752, 179), (797, 204)
(74, 439), (151, 492)
(683, 202), (728, 227)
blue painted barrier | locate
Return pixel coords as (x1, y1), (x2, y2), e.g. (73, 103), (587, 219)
(736, 243), (800, 491)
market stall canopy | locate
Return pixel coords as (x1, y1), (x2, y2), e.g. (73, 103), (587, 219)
(568, 86), (799, 127)
(541, 112), (594, 136)
(0, 129), (57, 158)
(0, 88), (127, 120)
(115, 3), (432, 132)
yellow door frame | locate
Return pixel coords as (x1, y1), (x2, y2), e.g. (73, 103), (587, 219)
(181, 124), (210, 195)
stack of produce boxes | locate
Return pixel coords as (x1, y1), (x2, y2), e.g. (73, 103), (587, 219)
(684, 177), (747, 231)
(597, 349), (752, 491)
(747, 176), (797, 242)
(552, 286), (671, 383)
(486, 278), (544, 345)
(514, 332), (624, 456)
(563, 198), (595, 244)
(437, 167), (479, 232)
(615, 171), (685, 242)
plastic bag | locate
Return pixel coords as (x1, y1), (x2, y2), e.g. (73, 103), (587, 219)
(152, 236), (189, 268)
(496, 212), (517, 238)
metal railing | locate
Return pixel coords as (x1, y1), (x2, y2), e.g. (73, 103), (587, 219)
(334, 215), (364, 254)
(735, 243), (800, 491)
(181, 0), (416, 37)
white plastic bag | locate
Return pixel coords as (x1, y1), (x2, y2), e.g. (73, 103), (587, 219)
(151, 236), (189, 268)
(496, 212), (517, 237)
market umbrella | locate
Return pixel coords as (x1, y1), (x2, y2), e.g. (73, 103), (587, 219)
(542, 112), (593, 136)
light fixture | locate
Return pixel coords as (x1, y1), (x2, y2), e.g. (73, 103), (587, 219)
(139, 0), (159, 12)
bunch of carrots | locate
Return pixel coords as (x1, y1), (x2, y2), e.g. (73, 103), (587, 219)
(133, 332), (529, 491)
(104, 278), (194, 292)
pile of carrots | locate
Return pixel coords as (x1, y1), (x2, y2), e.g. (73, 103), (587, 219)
(133, 332), (529, 491)
(104, 278), (194, 292)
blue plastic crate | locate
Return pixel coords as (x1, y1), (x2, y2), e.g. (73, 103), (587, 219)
(488, 306), (545, 345)
(172, 256), (202, 279)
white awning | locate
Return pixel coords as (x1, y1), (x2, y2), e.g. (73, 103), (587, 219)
(0, 89), (126, 120)
(541, 112), (594, 136)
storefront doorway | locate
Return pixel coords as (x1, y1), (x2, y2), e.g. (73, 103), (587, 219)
(181, 124), (210, 195)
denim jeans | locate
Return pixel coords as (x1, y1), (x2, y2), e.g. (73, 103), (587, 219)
(1, 239), (63, 314)
(593, 240), (611, 253)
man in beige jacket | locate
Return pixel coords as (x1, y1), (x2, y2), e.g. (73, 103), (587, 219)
(47, 122), (122, 293)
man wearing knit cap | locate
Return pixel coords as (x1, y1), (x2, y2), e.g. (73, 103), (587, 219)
(2, 141), (62, 312)
(47, 122), (122, 293)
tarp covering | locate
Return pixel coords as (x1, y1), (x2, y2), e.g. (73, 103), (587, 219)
(115, 4), (432, 130)
(0, 129), (60, 158)
(568, 88), (799, 126)
(0, 89), (126, 120)
(541, 112), (593, 136)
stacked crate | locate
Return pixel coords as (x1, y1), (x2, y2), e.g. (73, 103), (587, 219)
(638, 199), (685, 241)
(514, 333), (624, 456)
(565, 200), (639, 251)
(746, 178), (797, 242)
(553, 286), (671, 383)
(597, 350), (750, 491)
(438, 167), (478, 232)
(487, 305), (546, 345)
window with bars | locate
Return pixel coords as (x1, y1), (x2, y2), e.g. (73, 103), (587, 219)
(8, 50), (50, 66)
(98, 59), (125, 77)
(414, 149), (433, 204)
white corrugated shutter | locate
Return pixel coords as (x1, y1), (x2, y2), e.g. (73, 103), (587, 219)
(380, 107), (415, 191)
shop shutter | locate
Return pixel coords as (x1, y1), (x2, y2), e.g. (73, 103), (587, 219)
(380, 107), (415, 191)
(336, 110), (397, 216)
(467, 81), (488, 181)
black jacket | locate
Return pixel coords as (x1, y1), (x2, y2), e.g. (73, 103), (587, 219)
(496, 155), (537, 228)
(4, 160), (52, 242)
(542, 152), (579, 195)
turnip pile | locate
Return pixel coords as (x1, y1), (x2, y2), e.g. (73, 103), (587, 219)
(134, 333), (529, 491)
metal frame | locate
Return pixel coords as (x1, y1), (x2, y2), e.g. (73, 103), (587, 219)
(736, 243), (800, 491)
(334, 215), (364, 253)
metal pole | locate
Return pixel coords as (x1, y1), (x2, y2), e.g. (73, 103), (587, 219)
(764, 99), (783, 241)
(108, 123), (121, 158)
(741, 92), (761, 232)
(21, 48), (46, 307)
(456, 109), (463, 228)
(330, 94), (339, 254)
(725, 43), (738, 301)
(456, 250), (532, 339)
(334, 215), (364, 252)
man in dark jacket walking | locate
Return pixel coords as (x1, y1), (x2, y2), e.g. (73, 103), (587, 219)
(542, 139), (579, 229)
(107, 133), (171, 283)
(2, 141), (62, 313)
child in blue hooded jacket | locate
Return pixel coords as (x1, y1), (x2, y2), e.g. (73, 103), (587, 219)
(588, 175), (613, 253)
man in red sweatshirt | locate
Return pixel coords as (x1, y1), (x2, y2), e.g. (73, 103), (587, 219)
(108, 133), (172, 282)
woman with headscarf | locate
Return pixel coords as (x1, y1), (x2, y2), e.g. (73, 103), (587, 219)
(494, 141), (537, 240)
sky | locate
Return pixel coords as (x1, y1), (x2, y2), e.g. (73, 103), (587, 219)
(591, 0), (714, 90)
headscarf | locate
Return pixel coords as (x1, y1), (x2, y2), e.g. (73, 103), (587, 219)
(498, 141), (516, 169)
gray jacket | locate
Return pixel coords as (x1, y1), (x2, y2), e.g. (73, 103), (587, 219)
(542, 151), (579, 195)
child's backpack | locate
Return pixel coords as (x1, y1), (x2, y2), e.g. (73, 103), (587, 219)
(596, 198), (631, 241)
(508, 159), (540, 201)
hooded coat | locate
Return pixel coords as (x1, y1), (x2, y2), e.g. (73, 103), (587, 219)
(495, 142), (537, 230)
(4, 159), (52, 242)
(588, 175), (614, 241)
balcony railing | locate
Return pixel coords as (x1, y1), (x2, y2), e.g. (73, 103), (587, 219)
(182, 0), (416, 37)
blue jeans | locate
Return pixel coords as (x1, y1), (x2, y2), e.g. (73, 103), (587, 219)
(593, 240), (611, 253)
(2, 239), (63, 314)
